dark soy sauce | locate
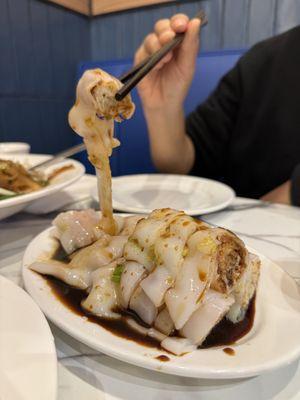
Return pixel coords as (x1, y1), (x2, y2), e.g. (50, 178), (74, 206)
(155, 355), (170, 362)
(200, 296), (255, 349)
(44, 275), (255, 352)
(45, 275), (159, 349)
(223, 347), (235, 356)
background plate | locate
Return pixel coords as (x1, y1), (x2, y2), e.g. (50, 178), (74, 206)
(92, 174), (235, 215)
(0, 275), (57, 400)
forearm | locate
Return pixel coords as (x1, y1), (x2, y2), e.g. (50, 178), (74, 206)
(144, 107), (195, 174)
(261, 180), (291, 204)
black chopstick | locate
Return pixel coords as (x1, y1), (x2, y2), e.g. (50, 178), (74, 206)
(115, 10), (208, 101)
(119, 55), (151, 84)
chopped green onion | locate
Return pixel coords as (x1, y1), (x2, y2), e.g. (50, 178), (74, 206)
(0, 194), (19, 200)
(111, 264), (124, 284)
(0, 188), (18, 201)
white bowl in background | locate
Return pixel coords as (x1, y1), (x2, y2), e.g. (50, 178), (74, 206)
(0, 153), (85, 220)
(0, 142), (31, 154)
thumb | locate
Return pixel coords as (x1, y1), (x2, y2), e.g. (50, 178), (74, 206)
(175, 18), (201, 72)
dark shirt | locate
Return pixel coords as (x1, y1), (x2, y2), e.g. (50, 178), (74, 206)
(186, 26), (300, 198)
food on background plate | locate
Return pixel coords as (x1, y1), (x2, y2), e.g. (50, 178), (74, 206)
(0, 158), (74, 200)
(0, 159), (46, 199)
(30, 68), (260, 356)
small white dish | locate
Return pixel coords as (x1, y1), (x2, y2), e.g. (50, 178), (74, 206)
(0, 142), (30, 154)
(92, 174), (235, 215)
(22, 226), (300, 379)
(0, 275), (57, 400)
(0, 153), (85, 220)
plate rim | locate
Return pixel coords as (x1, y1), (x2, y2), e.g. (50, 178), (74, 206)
(0, 274), (57, 400)
(22, 226), (300, 379)
(97, 174), (236, 215)
(0, 154), (85, 209)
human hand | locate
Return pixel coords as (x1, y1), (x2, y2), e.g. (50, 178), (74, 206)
(134, 14), (201, 111)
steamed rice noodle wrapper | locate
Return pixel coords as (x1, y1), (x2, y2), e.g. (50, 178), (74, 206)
(68, 69), (135, 235)
(120, 210), (255, 351)
(30, 207), (260, 356)
(30, 234), (127, 290)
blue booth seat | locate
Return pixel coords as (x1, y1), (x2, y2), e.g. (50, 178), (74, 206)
(77, 49), (245, 176)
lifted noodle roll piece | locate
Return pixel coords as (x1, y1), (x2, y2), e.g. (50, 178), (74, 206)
(68, 69), (135, 236)
(69, 68), (134, 137)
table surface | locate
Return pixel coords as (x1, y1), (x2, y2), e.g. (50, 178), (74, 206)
(1, 176), (300, 400)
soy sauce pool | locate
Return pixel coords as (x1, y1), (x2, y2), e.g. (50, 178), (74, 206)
(43, 275), (255, 351)
(44, 275), (159, 348)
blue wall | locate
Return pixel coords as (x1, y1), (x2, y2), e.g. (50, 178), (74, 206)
(90, 0), (300, 60)
(0, 0), (90, 153)
(1, 0), (300, 154)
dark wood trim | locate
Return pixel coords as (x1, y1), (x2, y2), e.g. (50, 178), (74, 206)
(92, 0), (174, 15)
(47, 0), (90, 15)
(46, 0), (174, 16)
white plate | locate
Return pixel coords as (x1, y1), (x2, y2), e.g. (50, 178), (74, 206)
(0, 142), (30, 154)
(22, 226), (300, 379)
(0, 275), (57, 400)
(0, 153), (85, 220)
(92, 174), (235, 215)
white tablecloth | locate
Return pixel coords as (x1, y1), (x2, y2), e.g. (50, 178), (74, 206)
(1, 175), (300, 400)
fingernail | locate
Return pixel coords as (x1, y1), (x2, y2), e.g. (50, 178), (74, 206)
(174, 19), (187, 30)
(192, 18), (201, 28)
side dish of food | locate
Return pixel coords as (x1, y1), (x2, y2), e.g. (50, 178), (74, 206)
(0, 154), (85, 220)
(0, 158), (74, 200)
